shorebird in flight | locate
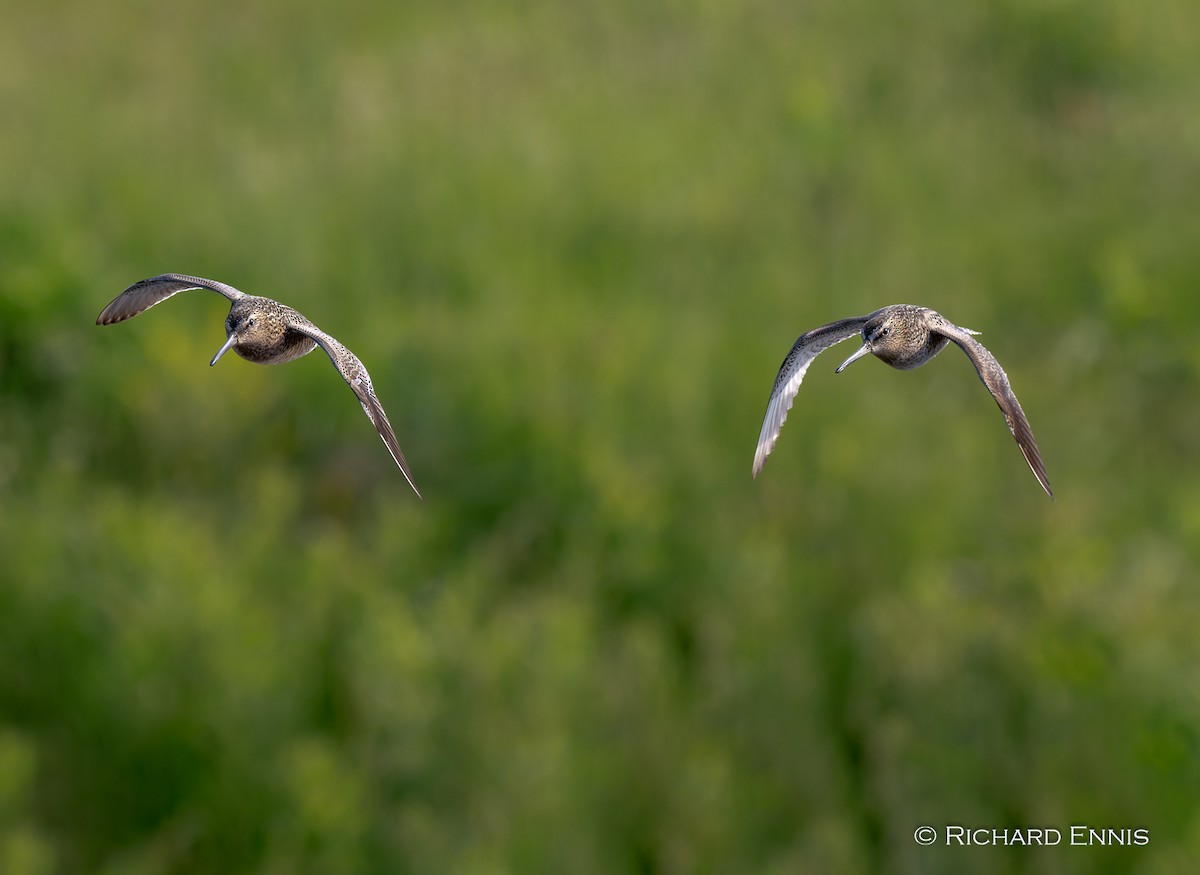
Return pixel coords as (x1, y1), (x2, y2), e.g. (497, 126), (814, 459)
(753, 305), (1053, 499)
(98, 273), (421, 497)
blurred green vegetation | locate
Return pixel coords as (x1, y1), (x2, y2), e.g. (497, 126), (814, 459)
(2, 0), (1198, 872)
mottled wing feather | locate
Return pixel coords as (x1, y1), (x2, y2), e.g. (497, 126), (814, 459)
(97, 273), (247, 324)
(753, 316), (871, 478)
(291, 322), (422, 498)
(932, 317), (1054, 499)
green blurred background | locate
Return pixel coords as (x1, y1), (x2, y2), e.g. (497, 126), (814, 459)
(2, 0), (1197, 872)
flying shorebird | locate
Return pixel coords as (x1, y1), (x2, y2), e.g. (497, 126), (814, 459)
(752, 305), (1053, 498)
(97, 273), (421, 498)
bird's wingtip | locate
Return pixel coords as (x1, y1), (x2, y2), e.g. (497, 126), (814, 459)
(397, 464), (423, 499)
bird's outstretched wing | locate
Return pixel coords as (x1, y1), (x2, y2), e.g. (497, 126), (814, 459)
(291, 322), (422, 498)
(753, 315), (873, 478)
(931, 316), (1053, 499)
(97, 273), (247, 325)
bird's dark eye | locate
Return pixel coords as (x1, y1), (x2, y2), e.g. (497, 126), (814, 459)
(881, 325), (890, 337)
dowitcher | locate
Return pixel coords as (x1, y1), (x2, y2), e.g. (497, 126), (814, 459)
(97, 273), (421, 498)
(752, 305), (1053, 498)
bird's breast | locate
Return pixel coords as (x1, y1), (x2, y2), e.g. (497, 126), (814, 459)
(235, 333), (318, 365)
(877, 333), (950, 370)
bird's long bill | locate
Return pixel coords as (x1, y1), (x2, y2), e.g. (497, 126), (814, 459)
(835, 342), (872, 373)
(209, 333), (237, 367)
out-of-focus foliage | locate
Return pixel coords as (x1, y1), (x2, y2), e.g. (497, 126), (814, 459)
(1, 0), (1198, 872)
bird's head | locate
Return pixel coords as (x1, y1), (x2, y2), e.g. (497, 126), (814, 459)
(835, 312), (895, 373)
(210, 301), (265, 366)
